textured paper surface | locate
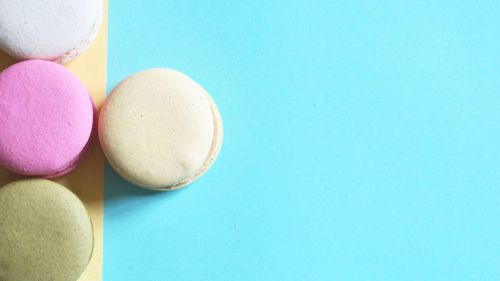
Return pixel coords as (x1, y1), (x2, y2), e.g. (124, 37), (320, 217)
(105, 1), (500, 280)
(0, 1), (107, 280)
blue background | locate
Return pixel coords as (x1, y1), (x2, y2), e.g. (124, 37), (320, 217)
(105, 1), (500, 280)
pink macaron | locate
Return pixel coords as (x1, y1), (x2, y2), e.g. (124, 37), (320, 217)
(0, 60), (94, 178)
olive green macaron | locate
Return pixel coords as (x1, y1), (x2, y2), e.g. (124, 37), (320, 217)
(0, 179), (93, 281)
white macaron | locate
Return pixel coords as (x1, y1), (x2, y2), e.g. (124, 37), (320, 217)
(0, 0), (103, 63)
(99, 68), (223, 190)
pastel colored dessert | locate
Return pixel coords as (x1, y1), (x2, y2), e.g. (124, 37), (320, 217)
(0, 60), (95, 178)
(99, 68), (223, 190)
(0, 179), (93, 281)
(0, 0), (103, 63)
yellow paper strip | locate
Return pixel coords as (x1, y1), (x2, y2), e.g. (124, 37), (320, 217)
(0, 1), (108, 280)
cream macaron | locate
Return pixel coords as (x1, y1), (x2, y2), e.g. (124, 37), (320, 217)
(99, 68), (223, 190)
(0, 0), (103, 63)
(0, 179), (93, 281)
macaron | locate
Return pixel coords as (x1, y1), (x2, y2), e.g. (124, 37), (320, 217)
(0, 60), (95, 178)
(0, 0), (103, 63)
(0, 179), (93, 281)
(99, 68), (223, 190)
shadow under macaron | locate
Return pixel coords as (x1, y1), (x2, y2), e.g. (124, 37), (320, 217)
(55, 143), (104, 204)
(0, 49), (15, 72)
(103, 162), (185, 216)
(0, 166), (22, 187)
(0, 51), (17, 186)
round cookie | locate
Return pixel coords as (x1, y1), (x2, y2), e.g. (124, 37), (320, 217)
(0, 179), (93, 281)
(0, 60), (95, 178)
(99, 68), (223, 190)
(0, 0), (103, 63)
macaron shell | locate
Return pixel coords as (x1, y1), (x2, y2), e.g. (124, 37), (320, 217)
(0, 179), (93, 281)
(45, 100), (98, 178)
(0, 0), (102, 63)
(99, 69), (217, 189)
(57, 0), (103, 64)
(0, 60), (94, 177)
(158, 93), (224, 191)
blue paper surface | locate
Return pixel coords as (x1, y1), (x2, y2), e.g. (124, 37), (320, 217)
(105, 1), (500, 280)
